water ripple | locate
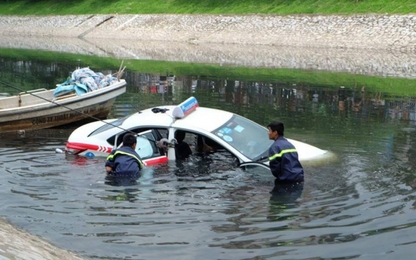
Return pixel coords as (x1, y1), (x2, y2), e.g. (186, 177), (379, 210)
(0, 123), (416, 259)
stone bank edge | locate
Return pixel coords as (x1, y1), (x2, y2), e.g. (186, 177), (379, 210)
(0, 14), (415, 50)
(0, 217), (83, 259)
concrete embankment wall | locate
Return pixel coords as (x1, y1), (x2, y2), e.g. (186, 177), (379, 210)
(0, 14), (416, 50)
(0, 217), (83, 259)
(0, 14), (416, 78)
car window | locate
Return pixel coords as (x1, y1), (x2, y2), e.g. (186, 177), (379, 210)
(116, 129), (165, 159)
(109, 127), (167, 147)
(212, 114), (272, 160)
(136, 130), (162, 159)
(173, 130), (230, 157)
(136, 136), (154, 159)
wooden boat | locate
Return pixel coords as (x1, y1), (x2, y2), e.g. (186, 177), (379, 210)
(0, 79), (126, 133)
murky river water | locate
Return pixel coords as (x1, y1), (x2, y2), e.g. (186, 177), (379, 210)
(1, 55), (416, 259)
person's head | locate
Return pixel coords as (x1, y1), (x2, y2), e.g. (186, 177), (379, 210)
(175, 130), (186, 143)
(123, 133), (137, 148)
(267, 121), (284, 140)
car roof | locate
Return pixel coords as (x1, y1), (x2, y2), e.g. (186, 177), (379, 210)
(173, 106), (234, 132)
(121, 105), (234, 133)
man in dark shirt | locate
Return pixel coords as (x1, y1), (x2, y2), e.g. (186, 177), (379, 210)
(175, 130), (192, 160)
(267, 121), (304, 183)
(105, 133), (143, 178)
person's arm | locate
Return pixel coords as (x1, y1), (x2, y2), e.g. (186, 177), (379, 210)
(137, 156), (144, 170)
(105, 160), (115, 173)
(131, 149), (144, 170)
(105, 150), (116, 173)
(196, 135), (213, 154)
(269, 159), (282, 178)
(156, 138), (169, 155)
(176, 142), (192, 159)
(184, 141), (192, 156)
(269, 146), (282, 178)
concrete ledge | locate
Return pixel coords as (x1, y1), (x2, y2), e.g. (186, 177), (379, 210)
(1, 14), (416, 50)
(0, 14), (415, 78)
(0, 217), (83, 260)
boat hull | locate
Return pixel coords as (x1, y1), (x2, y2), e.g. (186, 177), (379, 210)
(0, 80), (126, 133)
(0, 100), (115, 132)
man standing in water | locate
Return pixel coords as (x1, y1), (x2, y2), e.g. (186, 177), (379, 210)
(105, 133), (143, 178)
(267, 121), (304, 183)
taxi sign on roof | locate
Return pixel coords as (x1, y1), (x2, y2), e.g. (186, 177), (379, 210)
(172, 96), (199, 119)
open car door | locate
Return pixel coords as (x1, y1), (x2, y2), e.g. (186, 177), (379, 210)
(116, 130), (168, 166)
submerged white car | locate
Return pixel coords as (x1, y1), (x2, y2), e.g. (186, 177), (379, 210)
(65, 97), (334, 168)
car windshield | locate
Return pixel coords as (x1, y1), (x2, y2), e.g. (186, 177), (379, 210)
(212, 114), (273, 160)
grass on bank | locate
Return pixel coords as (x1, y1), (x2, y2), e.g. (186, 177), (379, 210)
(0, 0), (415, 15)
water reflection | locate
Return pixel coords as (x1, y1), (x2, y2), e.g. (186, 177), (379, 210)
(104, 176), (139, 187)
(103, 187), (140, 202)
(2, 57), (416, 124)
(118, 72), (416, 124)
(269, 181), (304, 208)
